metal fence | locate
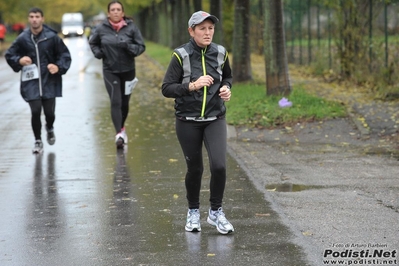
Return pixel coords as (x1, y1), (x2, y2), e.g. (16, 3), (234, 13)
(282, 0), (398, 75)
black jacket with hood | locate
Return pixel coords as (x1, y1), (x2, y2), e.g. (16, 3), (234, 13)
(89, 18), (145, 73)
(5, 25), (71, 102)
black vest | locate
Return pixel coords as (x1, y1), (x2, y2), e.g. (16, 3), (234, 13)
(173, 40), (227, 118)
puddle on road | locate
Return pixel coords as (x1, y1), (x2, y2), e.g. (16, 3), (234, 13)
(266, 183), (324, 192)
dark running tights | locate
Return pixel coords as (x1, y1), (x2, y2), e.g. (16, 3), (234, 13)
(28, 98), (56, 141)
(175, 118), (227, 210)
(103, 70), (135, 133)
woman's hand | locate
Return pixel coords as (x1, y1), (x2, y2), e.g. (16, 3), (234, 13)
(192, 75), (214, 90)
(219, 85), (231, 101)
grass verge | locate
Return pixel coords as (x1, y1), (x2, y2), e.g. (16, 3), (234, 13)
(224, 82), (346, 128)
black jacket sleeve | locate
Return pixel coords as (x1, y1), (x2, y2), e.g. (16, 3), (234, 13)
(125, 23), (145, 57)
(220, 56), (232, 89)
(89, 28), (104, 59)
(5, 37), (23, 73)
(53, 35), (72, 75)
(161, 54), (191, 98)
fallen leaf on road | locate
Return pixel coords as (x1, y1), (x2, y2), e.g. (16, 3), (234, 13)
(302, 231), (313, 236)
(255, 213), (270, 217)
(149, 170), (161, 174)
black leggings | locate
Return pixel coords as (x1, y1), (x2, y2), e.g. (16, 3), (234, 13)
(175, 117), (227, 210)
(103, 70), (135, 133)
(28, 98), (56, 141)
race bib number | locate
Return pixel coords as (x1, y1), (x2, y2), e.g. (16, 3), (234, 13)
(21, 64), (39, 82)
(125, 77), (138, 95)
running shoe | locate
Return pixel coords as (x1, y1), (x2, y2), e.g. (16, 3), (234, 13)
(207, 207), (234, 234)
(121, 127), (128, 144)
(185, 209), (201, 232)
(115, 132), (124, 149)
(32, 140), (43, 154)
(46, 126), (56, 145)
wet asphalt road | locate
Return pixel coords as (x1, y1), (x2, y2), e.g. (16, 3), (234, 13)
(0, 38), (311, 265)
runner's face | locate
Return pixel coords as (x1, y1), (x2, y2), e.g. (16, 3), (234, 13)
(108, 3), (124, 23)
(188, 20), (214, 48)
(28, 12), (44, 31)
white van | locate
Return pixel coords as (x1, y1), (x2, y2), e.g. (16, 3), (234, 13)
(61, 13), (84, 37)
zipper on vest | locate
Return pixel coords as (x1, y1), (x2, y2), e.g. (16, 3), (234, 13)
(200, 48), (207, 117)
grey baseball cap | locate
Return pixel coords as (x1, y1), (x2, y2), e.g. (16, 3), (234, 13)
(188, 11), (219, 28)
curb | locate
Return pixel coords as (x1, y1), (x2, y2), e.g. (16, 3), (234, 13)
(227, 124), (237, 139)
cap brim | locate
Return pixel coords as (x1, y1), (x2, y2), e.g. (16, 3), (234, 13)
(207, 15), (219, 24)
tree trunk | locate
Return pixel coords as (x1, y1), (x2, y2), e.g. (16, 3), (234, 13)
(161, 1), (171, 47)
(182, 0), (191, 43)
(232, 0), (252, 82)
(263, 0), (292, 96)
(336, 0), (371, 79)
(193, 0), (202, 11)
(210, 0), (223, 44)
(170, 0), (186, 48)
(148, 3), (159, 42)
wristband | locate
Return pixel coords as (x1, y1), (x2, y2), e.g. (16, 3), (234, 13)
(190, 82), (196, 91)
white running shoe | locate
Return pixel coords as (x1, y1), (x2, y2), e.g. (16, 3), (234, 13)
(185, 209), (201, 232)
(115, 132), (124, 149)
(121, 127), (128, 143)
(207, 207), (234, 234)
(32, 140), (43, 154)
